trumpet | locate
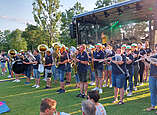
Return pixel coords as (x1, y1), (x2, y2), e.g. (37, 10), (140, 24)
(38, 44), (48, 64)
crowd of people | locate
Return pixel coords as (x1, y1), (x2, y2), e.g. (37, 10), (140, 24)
(1, 40), (157, 114)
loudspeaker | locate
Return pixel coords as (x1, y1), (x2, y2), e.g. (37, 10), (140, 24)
(69, 23), (76, 38)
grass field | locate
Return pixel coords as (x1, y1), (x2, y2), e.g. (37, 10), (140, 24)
(0, 70), (156, 115)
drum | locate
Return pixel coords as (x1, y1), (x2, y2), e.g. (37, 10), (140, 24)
(12, 60), (25, 74)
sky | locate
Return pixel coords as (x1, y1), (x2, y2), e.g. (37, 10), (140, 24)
(0, 0), (97, 31)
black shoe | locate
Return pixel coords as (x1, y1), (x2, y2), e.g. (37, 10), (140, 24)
(56, 88), (62, 92)
(81, 94), (86, 98)
(65, 82), (70, 85)
(76, 93), (82, 97)
(57, 89), (65, 93)
(44, 86), (51, 89)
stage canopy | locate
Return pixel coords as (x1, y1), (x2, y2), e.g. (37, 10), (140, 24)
(72, 0), (157, 44)
(73, 0), (157, 26)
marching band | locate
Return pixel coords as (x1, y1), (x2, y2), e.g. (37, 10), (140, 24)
(0, 41), (156, 103)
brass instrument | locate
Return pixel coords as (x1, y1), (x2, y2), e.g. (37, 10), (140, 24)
(38, 44), (48, 64)
(25, 51), (36, 63)
(90, 51), (94, 72)
(71, 52), (77, 74)
(56, 52), (61, 68)
(52, 43), (60, 68)
(104, 49), (112, 69)
(145, 55), (157, 64)
(70, 46), (77, 74)
(8, 49), (17, 58)
(8, 49), (17, 63)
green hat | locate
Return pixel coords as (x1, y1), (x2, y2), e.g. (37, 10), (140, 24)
(121, 44), (126, 48)
(89, 45), (95, 49)
(131, 43), (137, 47)
(95, 43), (102, 47)
(126, 45), (131, 49)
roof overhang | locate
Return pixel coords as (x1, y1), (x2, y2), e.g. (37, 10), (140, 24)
(73, 0), (157, 25)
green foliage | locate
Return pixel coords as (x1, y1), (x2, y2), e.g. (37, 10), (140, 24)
(122, 22), (148, 42)
(32, 0), (61, 47)
(95, 0), (112, 9)
(59, 2), (84, 47)
(0, 30), (11, 51)
(9, 29), (27, 51)
(95, 0), (126, 9)
(22, 24), (49, 50)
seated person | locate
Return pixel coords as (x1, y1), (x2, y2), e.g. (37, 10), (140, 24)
(82, 100), (96, 115)
(40, 98), (70, 115)
(87, 90), (107, 115)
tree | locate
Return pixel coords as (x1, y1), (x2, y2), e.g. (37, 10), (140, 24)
(9, 29), (27, 51)
(0, 30), (11, 51)
(32, 0), (61, 47)
(95, 0), (112, 9)
(95, 0), (125, 9)
(60, 2), (84, 47)
(22, 24), (48, 50)
(121, 22), (148, 42)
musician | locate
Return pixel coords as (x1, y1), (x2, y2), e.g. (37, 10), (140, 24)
(23, 52), (33, 84)
(51, 46), (59, 84)
(76, 44), (89, 98)
(138, 42), (146, 86)
(44, 49), (53, 89)
(32, 49), (41, 88)
(6, 53), (12, 78)
(88, 45), (95, 86)
(12, 53), (23, 82)
(124, 45), (134, 96)
(56, 45), (68, 93)
(73, 48), (80, 88)
(131, 43), (139, 91)
(103, 45), (114, 88)
(65, 47), (72, 85)
(0, 50), (7, 76)
(92, 43), (104, 94)
(121, 44), (126, 54)
(146, 44), (157, 113)
(144, 41), (152, 82)
(110, 46), (126, 104)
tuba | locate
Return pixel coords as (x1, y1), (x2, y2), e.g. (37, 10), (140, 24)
(38, 44), (48, 64)
(8, 49), (17, 58)
(8, 49), (17, 63)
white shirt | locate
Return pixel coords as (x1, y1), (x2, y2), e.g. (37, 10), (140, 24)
(96, 103), (107, 115)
